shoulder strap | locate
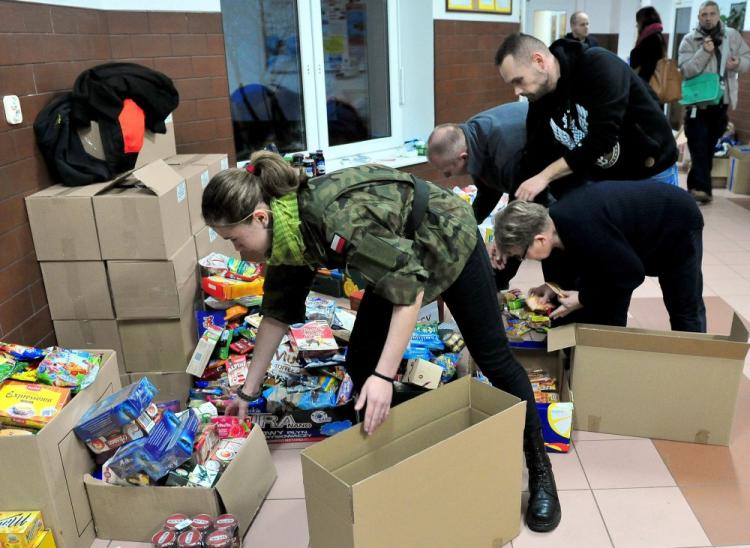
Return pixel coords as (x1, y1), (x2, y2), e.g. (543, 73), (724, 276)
(404, 175), (429, 240)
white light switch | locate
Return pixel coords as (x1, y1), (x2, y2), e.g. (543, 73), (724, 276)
(3, 95), (23, 125)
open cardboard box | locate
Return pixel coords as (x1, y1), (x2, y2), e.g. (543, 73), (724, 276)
(301, 376), (526, 548)
(0, 350), (122, 548)
(84, 424), (276, 541)
(548, 311), (749, 445)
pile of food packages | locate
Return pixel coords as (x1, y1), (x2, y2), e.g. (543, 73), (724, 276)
(0, 342), (101, 435)
(501, 287), (559, 343)
(151, 513), (241, 548)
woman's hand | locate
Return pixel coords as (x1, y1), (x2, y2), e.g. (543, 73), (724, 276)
(355, 375), (394, 435)
(550, 290), (583, 319)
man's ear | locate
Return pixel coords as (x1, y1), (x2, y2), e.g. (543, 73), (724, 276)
(531, 51), (546, 70)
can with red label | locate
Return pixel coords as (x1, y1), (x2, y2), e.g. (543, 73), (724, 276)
(177, 530), (203, 548)
(213, 514), (239, 537)
(164, 514), (191, 532)
(205, 530), (234, 548)
(151, 530), (178, 548)
(190, 513), (213, 536)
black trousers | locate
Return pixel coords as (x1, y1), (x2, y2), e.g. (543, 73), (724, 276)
(685, 104), (728, 196)
(345, 234), (542, 435)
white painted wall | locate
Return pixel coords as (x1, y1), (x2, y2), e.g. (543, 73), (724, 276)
(18, 0), (220, 10)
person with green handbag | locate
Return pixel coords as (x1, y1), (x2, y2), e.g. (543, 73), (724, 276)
(678, 1), (750, 204)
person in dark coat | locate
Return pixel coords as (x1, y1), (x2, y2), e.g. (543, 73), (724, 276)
(493, 180), (706, 332)
(630, 6), (667, 85)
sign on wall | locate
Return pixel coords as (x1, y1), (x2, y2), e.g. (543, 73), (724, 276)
(447, 0), (512, 15)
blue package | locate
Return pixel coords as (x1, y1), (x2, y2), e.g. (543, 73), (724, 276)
(74, 378), (158, 443)
(196, 310), (226, 338)
(107, 409), (199, 481)
(402, 345), (434, 361)
(296, 390), (337, 411)
(320, 420), (353, 436)
(408, 323), (445, 350)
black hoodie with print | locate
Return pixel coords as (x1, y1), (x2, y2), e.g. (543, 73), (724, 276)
(521, 39), (677, 196)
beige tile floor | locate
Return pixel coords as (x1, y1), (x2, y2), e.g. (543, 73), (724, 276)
(95, 186), (750, 548)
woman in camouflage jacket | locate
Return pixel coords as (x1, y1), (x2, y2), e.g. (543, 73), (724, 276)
(202, 151), (561, 532)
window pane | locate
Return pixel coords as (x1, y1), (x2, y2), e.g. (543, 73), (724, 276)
(221, 0), (306, 160)
(321, 0), (391, 146)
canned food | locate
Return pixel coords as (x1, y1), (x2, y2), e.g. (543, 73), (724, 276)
(205, 530), (234, 548)
(176, 530), (202, 548)
(214, 514), (239, 537)
(164, 514), (191, 532)
(190, 514), (213, 534)
(151, 529), (178, 548)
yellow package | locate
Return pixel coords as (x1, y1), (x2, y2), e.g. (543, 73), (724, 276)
(0, 382), (71, 430)
(0, 511), (45, 548)
(32, 530), (56, 548)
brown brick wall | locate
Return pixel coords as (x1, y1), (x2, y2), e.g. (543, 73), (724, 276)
(0, 0), (234, 346)
(730, 31), (750, 142)
(428, 19), (520, 188)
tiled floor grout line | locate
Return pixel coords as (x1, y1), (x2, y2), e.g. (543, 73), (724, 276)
(570, 440), (616, 548)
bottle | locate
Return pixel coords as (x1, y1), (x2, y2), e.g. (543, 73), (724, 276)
(292, 153), (305, 168)
(314, 149), (326, 175)
(303, 157), (315, 178)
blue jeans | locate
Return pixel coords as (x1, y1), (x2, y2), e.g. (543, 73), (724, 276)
(651, 164), (679, 186)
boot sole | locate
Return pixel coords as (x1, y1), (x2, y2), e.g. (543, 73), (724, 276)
(526, 511), (562, 533)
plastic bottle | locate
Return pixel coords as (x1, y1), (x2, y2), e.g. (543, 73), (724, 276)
(314, 149), (326, 175)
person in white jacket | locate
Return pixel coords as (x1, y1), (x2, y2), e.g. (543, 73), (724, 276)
(678, 1), (750, 204)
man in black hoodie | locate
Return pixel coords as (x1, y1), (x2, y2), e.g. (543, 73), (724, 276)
(495, 33), (677, 201)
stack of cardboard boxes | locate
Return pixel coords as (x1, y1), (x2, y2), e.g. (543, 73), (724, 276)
(25, 125), (234, 398)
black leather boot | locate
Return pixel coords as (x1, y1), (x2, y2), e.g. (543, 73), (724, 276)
(523, 430), (561, 532)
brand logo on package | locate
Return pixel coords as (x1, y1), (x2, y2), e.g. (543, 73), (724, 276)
(310, 410), (332, 424)
(176, 182), (187, 203)
(253, 414), (312, 429)
(201, 171), (210, 190)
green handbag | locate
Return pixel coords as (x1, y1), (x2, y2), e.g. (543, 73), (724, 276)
(679, 73), (724, 106)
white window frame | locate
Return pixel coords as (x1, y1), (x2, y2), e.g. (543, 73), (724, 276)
(297, 0), (404, 160)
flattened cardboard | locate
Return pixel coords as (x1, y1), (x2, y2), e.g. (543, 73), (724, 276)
(547, 316), (749, 445)
(93, 160), (191, 260)
(41, 262), (114, 320)
(84, 424), (276, 541)
(172, 163), (210, 234)
(117, 283), (198, 373)
(194, 225), (240, 261)
(107, 238), (197, 319)
(0, 351), (121, 548)
(25, 182), (113, 261)
(301, 377), (525, 548)
(53, 320), (125, 376)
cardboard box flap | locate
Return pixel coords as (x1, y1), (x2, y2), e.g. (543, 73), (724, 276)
(729, 313), (749, 342)
(28, 181), (117, 199)
(131, 159), (185, 196)
(166, 154), (201, 166)
(302, 377), (470, 471)
(547, 322), (750, 360)
(469, 375), (522, 417)
(215, 425), (277, 535)
(348, 401), (525, 547)
(301, 455), (356, 525)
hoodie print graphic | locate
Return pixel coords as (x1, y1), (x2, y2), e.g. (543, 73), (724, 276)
(549, 104), (620, 169)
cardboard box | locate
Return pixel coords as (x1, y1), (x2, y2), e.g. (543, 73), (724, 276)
(25, 182), (113, 261)
(547, 315), (750, 445)
(711, 156), (729, 188)
(41, 262), (114, 320)
(301, 376), (526, 548)
(728, 145), (750, 195)
(79, 115), (177, 170)
(166, 153), (229, 177)
(83, 423), (276, 541)
(107, 238), (197, 319)
(93, 160), (191, 260)
(254, 401), (358, 443)
(118, 289), (198, 373)
(53, 320), (125, 375)
(0, 351), (121, 548)
(403, 358), (443, 389)
(126, 371), (193, 407)
(171, 163), (210, 235)
(194, 225), (239, 261)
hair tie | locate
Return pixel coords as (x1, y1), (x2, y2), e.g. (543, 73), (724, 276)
(245, 163), (257, 175)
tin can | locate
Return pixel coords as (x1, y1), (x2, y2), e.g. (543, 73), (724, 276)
(176, 530), (202, 548)
(151, 530), (178, 548)
(164, 514), (190, 532)
(214, 514), (239, 537)
(205, 530), (234, 548)
(190, 514), (213, 535)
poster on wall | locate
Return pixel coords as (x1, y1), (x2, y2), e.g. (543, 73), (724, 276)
(727, 2), (746, 30)
(447, 0), (512, 14)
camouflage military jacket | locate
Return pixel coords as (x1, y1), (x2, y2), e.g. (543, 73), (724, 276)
(261, 164), (477, 325)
